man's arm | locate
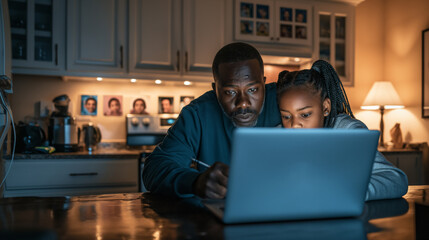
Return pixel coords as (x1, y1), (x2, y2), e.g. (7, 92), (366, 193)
(142, 107), (202, 198)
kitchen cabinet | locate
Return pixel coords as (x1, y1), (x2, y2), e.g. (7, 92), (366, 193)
(66, 0), (127, 75)
(128, 0), (226, 81)
(234, 0), (312, 46)
(313, 2), (355, 86)
(3, 158), (139, 197)
(381, 149), (424, 185)
(8, 0), (66, 74)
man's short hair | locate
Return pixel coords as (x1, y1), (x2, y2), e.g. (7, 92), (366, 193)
(212, 42), (264, 80)
(161, 98), (172, 104)
(85, 97), (96, 105)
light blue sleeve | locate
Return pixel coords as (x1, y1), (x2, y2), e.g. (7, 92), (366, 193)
(333, 114), (408, 201)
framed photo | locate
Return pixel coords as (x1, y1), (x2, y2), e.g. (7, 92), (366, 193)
(240, 2), (253, 18)
(256, 4), (269, 19)
(130, 97), (149, 115)
(159, 97), (174, 113)
(81, 95), (97, 116)
(103, 95), (123, 116)
(423, 28), (429, 118)
(180, 96), (194, 110)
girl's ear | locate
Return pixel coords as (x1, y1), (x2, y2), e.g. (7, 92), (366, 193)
(323, 98), (331, 116)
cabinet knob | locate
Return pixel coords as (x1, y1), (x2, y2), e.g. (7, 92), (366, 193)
(270, 37), (274, 40)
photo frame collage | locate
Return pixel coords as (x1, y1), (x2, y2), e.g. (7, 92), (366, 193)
(239, 1), (308, 40)
(80, 95), (195, 116)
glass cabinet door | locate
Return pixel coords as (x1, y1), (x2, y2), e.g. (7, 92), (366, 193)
(314, 3), (354, 86)
(8, 0), (63, 70)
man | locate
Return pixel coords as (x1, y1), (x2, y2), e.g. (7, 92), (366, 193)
(83, 97), (97, 115)
(143, 42), (281, 198)
(160, 98), (173, 113)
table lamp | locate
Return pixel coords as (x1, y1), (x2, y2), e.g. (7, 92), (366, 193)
(361, 81), (404, 147)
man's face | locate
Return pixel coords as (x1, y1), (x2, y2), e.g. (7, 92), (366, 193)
(85, 99), (96, 113)
(161, 99), (172, 113)
(134, 100), (145, 114)
(214, 59), (265, 127)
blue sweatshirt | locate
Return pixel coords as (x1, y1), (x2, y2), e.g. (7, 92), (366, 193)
(142, 83), (281, 197)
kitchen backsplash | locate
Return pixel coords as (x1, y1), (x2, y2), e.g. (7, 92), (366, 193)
(10, 65), (295, 142)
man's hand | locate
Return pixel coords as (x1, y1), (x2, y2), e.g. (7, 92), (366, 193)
(193, 162), (229, 199)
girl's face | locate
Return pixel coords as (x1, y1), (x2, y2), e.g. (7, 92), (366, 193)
(278, 87), (331, 128)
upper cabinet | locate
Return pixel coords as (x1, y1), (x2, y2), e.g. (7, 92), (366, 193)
(8, 0), (65, 74)
(128, 0), (225, 81)
(66, 0), (127, 75)
(234, 0), (312, 46)
(313, 2), (355, 86)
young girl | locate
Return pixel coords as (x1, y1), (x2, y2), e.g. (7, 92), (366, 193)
(276, 60), (408, 201)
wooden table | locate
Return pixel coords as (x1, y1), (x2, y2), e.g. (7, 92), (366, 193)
(0, 186), (427, 239)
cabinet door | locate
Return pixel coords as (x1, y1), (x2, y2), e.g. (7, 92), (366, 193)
(66, 0), (126, 74)
(314, 2), (354, 86)
(182, 0), (225, 75)
(128, 0), (181, 75)
(234, 0), (274, 43)
(9, 0), (65, 72)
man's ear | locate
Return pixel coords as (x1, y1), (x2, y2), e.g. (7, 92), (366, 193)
(263, 76), (266, 83)
(323, 98), (331, 116)
(212, 82), (216, 91)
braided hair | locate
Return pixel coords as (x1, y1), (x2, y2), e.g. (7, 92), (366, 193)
(276, 60), (354, 127)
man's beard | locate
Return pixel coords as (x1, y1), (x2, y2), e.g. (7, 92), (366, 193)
(218, 98), (265, 128)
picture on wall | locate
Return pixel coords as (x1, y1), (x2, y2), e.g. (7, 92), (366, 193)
(159, 97), (174, 113)
(81, 95), (97, 116)
(130, 96), (150, 115)
(103, 95), (123, 116)
(180, 96), (194, 110)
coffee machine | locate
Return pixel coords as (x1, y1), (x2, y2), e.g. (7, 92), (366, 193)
(48, 95), (79, 152)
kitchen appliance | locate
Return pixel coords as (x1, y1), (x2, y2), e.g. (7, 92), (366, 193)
(49, 95), (79, 152)
(126, 114), (178, 146)
(81, 122), (101, 152)
(15, 122), (46, 153)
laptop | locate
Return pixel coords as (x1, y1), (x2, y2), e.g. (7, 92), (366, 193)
(204, 128), (379, 224)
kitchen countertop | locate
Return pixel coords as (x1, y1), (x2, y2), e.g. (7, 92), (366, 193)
(4, 143), (155, 160)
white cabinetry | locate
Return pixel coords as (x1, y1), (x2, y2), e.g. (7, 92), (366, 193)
(128, 0), (225, 81)
(313, 2), (355, 86)
(3, 158), (139, 197)
(234, 0), (312, 46)
(9, 0), (65, 74)
(66, 0), (127, 75)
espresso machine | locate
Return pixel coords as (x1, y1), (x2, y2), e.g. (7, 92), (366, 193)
(48, 95), (79, 152)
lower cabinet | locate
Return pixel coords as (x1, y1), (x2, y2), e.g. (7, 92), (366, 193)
(3, 158), (139, 197)
(381, 150), (424, 185)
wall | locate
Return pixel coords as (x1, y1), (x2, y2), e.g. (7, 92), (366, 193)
(10, 64), (289, 142)
(349, 0), (429, 144)
(10, 75), (211, 142)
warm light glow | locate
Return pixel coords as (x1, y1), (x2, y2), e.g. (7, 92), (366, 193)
(96, 77), (103, 81)
(361, 81), (404, 109)
(294, 58), (300, 62)
(184, 81), (191, 86)
(155, 79), (162, 84)
(130, 78), (137, 83)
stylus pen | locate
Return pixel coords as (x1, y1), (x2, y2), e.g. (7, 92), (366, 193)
(192, 158), (211, 169)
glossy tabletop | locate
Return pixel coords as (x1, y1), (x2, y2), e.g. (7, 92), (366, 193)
(0, 186), (428, 239)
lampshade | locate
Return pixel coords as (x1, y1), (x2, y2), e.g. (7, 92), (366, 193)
(361, 81), (404, 110)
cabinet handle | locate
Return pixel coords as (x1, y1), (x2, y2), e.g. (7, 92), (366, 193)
(276, 37), (280, 41)
(69, 172), (98, 177)
(176, 50), (180, 71)
(54, 44), (58, 65)
(185, 51), (188, 72)
(270, 37), (274, 40)
(120, 45), (124, 69)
